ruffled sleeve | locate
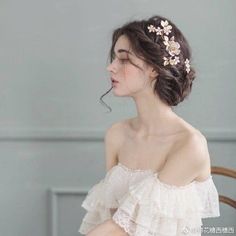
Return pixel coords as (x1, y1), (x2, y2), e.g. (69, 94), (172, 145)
(78, 169), (120, 235)
(112, 173), (220, 236)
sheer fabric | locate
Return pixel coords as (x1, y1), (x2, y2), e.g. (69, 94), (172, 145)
(78, 162), (220, 236)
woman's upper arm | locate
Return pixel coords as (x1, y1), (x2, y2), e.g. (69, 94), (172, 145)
(158, 132), (210, 186)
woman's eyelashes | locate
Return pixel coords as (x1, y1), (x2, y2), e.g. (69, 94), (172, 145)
(111, 54), (130, 64)
(118, 58), (129, 64)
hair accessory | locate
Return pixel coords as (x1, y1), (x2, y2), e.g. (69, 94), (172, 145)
(147, 20), (191, 74)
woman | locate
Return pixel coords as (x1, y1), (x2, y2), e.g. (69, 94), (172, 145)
(79, 15), (220, 236)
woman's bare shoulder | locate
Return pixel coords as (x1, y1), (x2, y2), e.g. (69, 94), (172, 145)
(176, 121), (207, 148)
(105, 118), (131, 141)
(166, 128), (211, 181)
(104, 119), (129, 170)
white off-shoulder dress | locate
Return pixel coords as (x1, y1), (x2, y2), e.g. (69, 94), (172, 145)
(78, 162), (220, 236)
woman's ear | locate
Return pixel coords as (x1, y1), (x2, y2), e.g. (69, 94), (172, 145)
(150, 68), (158, 78)
(150, 68), (158, 88)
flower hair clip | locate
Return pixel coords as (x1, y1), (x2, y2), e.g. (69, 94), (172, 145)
(147, 20), (191, 74)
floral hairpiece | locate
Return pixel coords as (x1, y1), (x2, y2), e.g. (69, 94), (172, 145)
(147, 20), (191, 74)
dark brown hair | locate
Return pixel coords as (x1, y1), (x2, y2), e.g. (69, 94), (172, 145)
(100, 15), (196, 112)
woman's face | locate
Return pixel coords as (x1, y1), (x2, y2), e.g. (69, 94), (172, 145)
(107, 35), (156, 97)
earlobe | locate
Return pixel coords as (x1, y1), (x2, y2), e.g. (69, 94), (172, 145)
(151, 78), (156, 88)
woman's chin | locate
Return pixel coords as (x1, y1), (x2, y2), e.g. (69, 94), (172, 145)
(112, 90), (131, 97)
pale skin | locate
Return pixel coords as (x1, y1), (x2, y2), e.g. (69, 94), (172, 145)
(86, 35), (211, 236)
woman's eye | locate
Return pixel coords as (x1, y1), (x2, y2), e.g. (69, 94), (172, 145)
(110, 55), (129, 64)
(118, 58), (129, 64)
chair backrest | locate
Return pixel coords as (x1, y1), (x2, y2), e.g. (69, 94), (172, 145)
(211, 166), (236, 209)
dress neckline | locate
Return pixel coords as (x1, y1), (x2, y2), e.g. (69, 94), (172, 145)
(116, 162), (213, 185)
(117, 162), (158, 173)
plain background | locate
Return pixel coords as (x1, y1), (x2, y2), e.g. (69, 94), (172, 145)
(0, 0), (235, 236)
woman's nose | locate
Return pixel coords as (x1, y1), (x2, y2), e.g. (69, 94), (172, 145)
(106, 62), (117, 73)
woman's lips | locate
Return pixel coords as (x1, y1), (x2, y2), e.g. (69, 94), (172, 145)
(111, 78), (119, 83)
(111, 78), (119, 86)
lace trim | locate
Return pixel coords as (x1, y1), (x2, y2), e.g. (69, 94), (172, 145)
(113, 208), (159, 236)
(118, 162), (155, 173)
(112, 208), (203, 236)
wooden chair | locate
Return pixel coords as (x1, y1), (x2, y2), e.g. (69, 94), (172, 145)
(211, 166), (236, 208)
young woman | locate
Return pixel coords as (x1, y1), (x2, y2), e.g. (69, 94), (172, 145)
(79, 15), (220, 236)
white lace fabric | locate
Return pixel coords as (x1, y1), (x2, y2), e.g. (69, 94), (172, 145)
(78, 163), (220, 236)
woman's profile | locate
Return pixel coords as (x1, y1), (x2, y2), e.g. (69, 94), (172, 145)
(79, 15), (220, 236)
